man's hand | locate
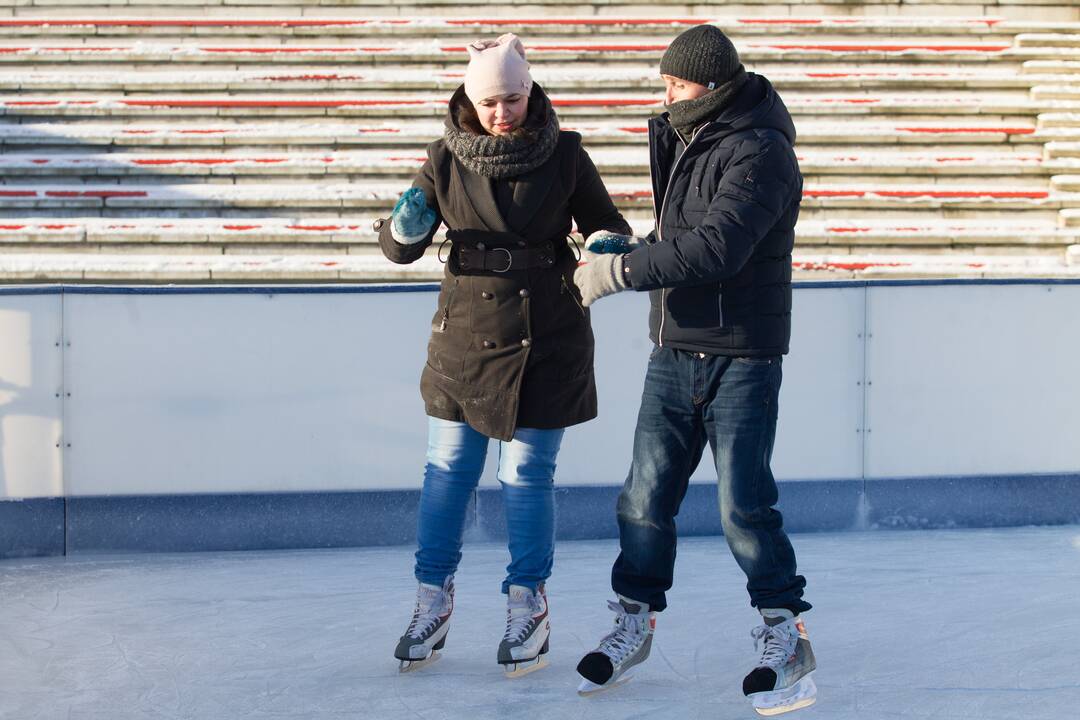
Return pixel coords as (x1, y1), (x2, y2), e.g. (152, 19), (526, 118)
(390, 187), (437, 244)
(573, 251), (629, 307)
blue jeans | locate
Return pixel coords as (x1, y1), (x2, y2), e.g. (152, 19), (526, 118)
(415, 417), (564, 594)
(612, 347), (811, 614)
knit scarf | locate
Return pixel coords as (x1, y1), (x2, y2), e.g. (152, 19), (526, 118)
(665, 66), (749, 141)
(444, 85), (560, 180)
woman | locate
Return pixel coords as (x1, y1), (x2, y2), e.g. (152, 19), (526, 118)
(375, 34), (631, 677)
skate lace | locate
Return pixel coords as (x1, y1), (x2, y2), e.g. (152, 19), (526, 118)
(751, 620), (798, 669)
(503, 590), (543, 643)
(405, 585), (449, 640)
(597, 600), (646, 665)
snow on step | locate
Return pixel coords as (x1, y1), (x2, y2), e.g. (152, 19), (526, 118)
(0, 183), (1071, 211)
(1, 42), (1067, 64)
(1032, 85), (1080, 102)
(5, 68), (1072, 93)
(1015, 34), (1080, 48)
(3, 94), (1067, 119)
(4, 17), (1077, 37)
(3, 217), (1071, 247)
(0, 251), (1073, 283)
(0, 121), (1050, 149)
(0, 252), (445, 282)
(1, 149), (1069, 177)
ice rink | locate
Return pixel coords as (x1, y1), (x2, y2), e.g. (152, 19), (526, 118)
(2, 524), (1078, 719)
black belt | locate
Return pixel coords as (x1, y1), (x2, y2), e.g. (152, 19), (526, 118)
(445, 229), (561, 273)
(456, 244), (556, 273)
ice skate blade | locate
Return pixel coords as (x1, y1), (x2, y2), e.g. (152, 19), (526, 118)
(751, 675), (817, 716)
(398, 650), (441, 673)
(502, 655), (548, 679)
(577, 669), (634, 696)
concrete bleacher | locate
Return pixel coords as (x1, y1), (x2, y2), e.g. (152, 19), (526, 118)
(1, 0), (1080, 281)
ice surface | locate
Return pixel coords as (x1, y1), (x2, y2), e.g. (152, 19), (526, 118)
(1, 525), (1079, 719)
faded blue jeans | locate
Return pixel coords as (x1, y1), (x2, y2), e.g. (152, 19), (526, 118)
(611, 347), (811, 614)
(415, 417), (564, 594)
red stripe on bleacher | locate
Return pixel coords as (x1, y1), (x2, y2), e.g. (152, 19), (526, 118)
(0, 20), (376, 27)
(201, 47), (391, 54)
(445, 18), (708, 26)
(898, 127), (1035, 135)
(259, 75), (367, 82)
(876, 190), (1048, 199)
(753, 44), (1010, 52)
(442, 44), (667, 53)
(120, 100), (428, 108)
(795, 261), (911, 271)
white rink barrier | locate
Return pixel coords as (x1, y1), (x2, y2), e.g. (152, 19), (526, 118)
(1, 280), (1079, 556)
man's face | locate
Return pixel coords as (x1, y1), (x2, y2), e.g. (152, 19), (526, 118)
(661, 74), (713, 106)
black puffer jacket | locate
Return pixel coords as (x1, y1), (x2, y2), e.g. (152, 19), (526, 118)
(625, 73), (802, 356)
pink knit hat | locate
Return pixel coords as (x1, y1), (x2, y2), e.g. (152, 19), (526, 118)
(463, 33), (533, 105)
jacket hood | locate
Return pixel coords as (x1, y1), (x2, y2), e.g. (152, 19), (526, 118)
(656, 73), (796, 145)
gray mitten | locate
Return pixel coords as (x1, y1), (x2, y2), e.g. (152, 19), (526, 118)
(573, 251), (629, 307)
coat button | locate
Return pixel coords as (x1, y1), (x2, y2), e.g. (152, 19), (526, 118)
(476, 242), (486, 251)
(520, 339), (531, 348)
(518, 289), (530, 298)
(518, 241), (527, 247)
(483, 340), (496, 349)
(481, 291), (493, 300)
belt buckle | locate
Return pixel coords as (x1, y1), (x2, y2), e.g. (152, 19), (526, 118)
(490, 247), (512, 273)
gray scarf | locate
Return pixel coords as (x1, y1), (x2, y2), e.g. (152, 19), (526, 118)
(444, 86), (560, 180)
(666, 67), (749, 141)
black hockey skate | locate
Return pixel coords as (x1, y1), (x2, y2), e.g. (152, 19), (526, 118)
(743, 609), (817, 715)
(576, 596), (654, 695)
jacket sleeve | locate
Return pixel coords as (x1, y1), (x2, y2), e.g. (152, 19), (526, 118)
(377, 152), (444, 265)
(626, 136), (799, 290)
(569, 142), (633, 239)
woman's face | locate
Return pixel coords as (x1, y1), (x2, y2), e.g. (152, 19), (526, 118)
(476, 93), (529, 135)
(662, 74), (712, 106)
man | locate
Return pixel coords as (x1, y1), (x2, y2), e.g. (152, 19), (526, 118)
(572, 25), (816, 716)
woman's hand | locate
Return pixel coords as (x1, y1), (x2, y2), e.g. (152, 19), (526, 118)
(584, 230), (645, 255)
(390, 187), (437, 244)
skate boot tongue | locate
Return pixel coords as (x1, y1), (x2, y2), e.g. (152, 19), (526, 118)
(617, 595), (647, 615)
(761, 608), (795, 627)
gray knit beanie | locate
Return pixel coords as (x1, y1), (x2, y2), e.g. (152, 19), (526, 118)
(659, 25), (742, 90)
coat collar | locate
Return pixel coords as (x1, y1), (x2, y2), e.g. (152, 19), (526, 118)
(450, 153), (559, 235)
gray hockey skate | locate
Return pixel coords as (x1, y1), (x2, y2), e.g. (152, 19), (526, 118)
(575, 596), (655, 694)
(742, 609), (817, 715)
(497, 584), (551, 678)
(394, 576), (454, 672)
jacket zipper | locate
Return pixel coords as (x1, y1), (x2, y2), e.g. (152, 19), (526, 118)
(437, 279), (458, 332)
(653, 124), (706, 347)
(561, 275), (586, 317)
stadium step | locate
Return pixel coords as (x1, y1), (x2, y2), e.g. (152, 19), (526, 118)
(2, 17), (1079, 39)
(0, 250), (1074, 283)
(3, 217), (1073, 249)
(0, 182), (1072, 214)
(0, 41), (1068, 65)
(4, 68), (1074, 93)
(4, 120), (1063, 149)
(2, 94), (1067, 120)
(0, 148), (1072, 179)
